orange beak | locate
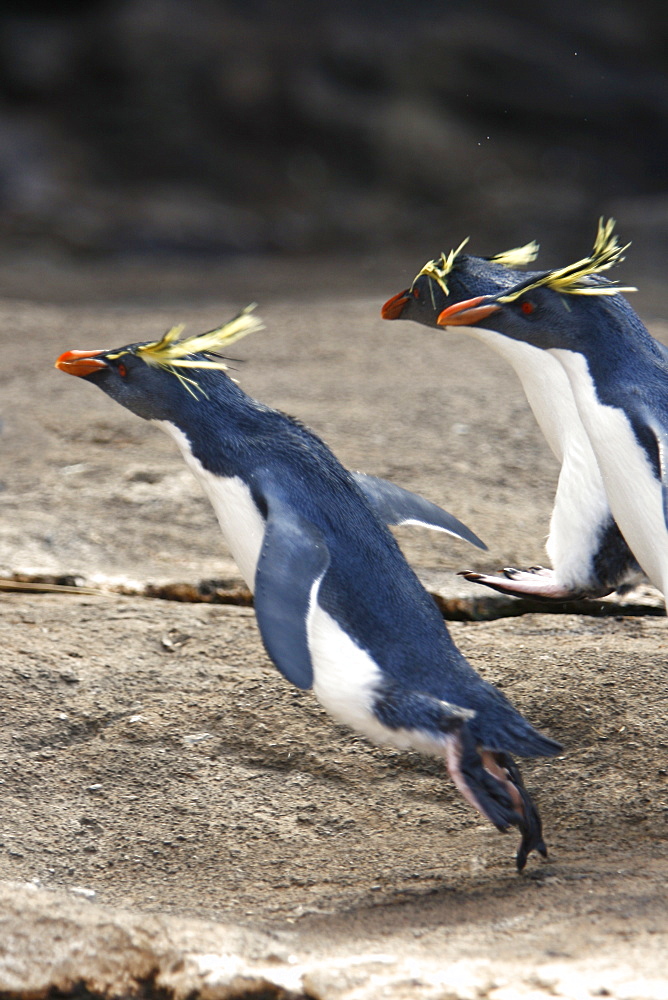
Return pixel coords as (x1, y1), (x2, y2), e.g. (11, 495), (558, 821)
(55, 349), (108, 377)
(437, 296), (501, 326)
(380, 290), (410, 320)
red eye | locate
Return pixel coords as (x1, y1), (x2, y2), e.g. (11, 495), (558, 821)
(521, 300), (535, 315)
(412, 288), (420, 299)
(118, 362), (127, 377)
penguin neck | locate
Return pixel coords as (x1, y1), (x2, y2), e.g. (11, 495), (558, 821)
(459, 325), (576, 463)
(152, 376), (279, 478)
(154, 416), (267, 588)
(551, 300), (661, 384)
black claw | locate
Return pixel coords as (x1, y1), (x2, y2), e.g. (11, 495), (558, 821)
(497, 752), (548, 872)
(516, 834), (548, 871)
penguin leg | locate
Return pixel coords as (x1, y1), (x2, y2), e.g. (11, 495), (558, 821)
(445, 727), (547, 871)
(459, 566), (607, 601)
(373, 683), (546, 869)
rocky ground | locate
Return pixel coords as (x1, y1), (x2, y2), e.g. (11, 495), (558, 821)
(0, 258), (667, 999)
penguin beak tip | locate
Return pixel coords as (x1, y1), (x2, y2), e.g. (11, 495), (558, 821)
(55, 350), (108, 376)
(437, 298), (501, 327)
(381, 291), (410, 320)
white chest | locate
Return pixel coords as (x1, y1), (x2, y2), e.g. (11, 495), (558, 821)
(552, 350), (668, 593)
(154, 421), (265, 589)
(306, 579), (448, 755)
(466, 328), (576, 463)
(466, 329), (613, 585)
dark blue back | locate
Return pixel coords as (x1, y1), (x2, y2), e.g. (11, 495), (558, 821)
(175, 372), (550, 753)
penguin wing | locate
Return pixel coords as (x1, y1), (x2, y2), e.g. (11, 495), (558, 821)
(641, 409), (668, 529)
(352, 472), (487, 550)
(254, 502), (330, 690)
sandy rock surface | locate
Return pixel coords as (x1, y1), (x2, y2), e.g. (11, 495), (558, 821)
(0, 264), (666, 998)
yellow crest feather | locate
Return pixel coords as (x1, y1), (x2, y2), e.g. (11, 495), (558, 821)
(498, 219), (637, 303)
(413, 237), (539, 297)
(137, 305), (263, 368)
(134, 305), (264, 397)
(489, 240), (540, 268)
(413, 238), (470, 296)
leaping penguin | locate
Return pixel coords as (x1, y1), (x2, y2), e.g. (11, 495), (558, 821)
(55, 309), (560, 870)
(438, 220), (668, 601)
(381, 235), (643, 600)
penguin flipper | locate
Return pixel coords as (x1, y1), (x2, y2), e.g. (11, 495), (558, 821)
(642, 412), (668, 531)
(254, 505), (330, 690)
(352, 472), (487, 550)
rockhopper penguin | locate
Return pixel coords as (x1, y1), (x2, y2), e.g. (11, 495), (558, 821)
(56, 308), (560, 870)
(381, 234), (643, 600)
(438, 221), (668, 601)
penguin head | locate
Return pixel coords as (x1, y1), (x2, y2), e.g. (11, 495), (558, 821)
(380, 238), (540, 328)
(55, 308), (263, 423)
(435, 281), (582, 350)
(55, 345), (196, 421)
(436, 219), (637, 351)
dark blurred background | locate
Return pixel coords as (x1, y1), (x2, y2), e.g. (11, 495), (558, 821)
(0, 0), (666, 287)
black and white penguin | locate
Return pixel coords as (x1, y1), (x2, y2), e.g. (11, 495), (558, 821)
(55, 309), (560, 869)
(381, 234), (642, 600)
(438, 221), (668, 601)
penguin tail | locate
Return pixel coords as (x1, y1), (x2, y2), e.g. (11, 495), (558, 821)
(501, 722), (562, 760)
(474, 698), (562, 760)
(445, 725), (548, 871)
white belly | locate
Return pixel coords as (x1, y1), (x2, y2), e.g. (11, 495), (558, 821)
(466, 327), (580, 463)
(154, 421), (265, 589)
(307, 579), (450, 756)
(552, 351), (668, 594)
(464, 328), (614, 587)
(546, 428), (616, 590)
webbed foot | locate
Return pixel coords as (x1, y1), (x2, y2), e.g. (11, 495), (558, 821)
(459, 566), (608, 601)
(445, 728), (549, 871)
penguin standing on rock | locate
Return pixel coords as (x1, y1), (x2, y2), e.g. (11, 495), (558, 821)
(55, 309), (560, 870)
(438, 222), (668, 601)
(381, 231), (643, 600)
